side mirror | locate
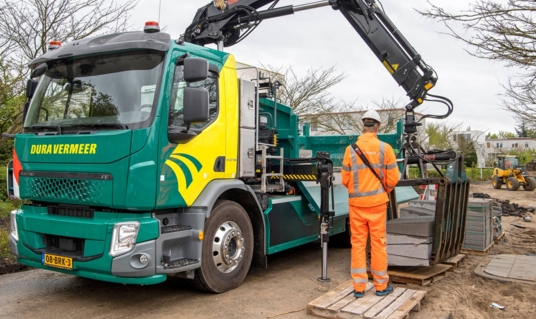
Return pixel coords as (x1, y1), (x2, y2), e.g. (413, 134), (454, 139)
(31, 63), (47, 78)
(26, 79), (38, 99)
(22, 101), (31, 124)
(183, 58), (208, 82)
(64, 80), (85, 93)
(183, 87), (209, 123)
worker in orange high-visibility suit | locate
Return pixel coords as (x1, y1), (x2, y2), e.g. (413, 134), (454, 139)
(342, 110), (400, 298)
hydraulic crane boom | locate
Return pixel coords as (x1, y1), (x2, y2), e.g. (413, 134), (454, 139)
(183, 0), (453, 133)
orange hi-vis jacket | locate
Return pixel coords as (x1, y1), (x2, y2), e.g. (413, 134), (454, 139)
(342, 132), (400, 207)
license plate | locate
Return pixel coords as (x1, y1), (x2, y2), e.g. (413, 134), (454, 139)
(42, 253), (73, 270)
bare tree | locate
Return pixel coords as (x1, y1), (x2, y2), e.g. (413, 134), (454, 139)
(262, 64), (347, 115)
(262, 64), (415, 135)
(420, 0), (536, 129)
(309, 97), (412, 135)
(0, 0), (137, 137)
(421, 121), (460, 151)
(0, 0), (138, 62)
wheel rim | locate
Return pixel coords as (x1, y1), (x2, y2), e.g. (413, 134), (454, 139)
(211, 221), (245, 273)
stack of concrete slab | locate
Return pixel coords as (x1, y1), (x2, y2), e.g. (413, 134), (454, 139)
(387, 214), (435, 267)
(399, 200), (437, 218)
(462, 198), (494, 251)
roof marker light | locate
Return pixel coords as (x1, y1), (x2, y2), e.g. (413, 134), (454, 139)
(48, 41), (62, 51)
(144, 21), (160, 33)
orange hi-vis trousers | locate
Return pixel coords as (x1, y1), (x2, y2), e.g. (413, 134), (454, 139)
(350, 203), (389, 292)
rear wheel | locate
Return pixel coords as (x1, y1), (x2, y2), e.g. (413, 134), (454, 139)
(523, 177), (536, 191)
(492, 175), (503, 189)
(193, 200), (254, 293)
(506, 177), (520, 191)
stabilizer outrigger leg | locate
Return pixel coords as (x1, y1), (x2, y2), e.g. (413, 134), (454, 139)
(316, 152), (334, 282)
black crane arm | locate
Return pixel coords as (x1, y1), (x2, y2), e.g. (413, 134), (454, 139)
(183, 0), (452, 127)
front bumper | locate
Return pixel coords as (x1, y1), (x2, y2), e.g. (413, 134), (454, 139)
(13, 205), (165, 285)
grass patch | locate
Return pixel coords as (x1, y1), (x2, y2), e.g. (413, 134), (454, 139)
(0, 228), (10, 258)
(0, 201), (13, 219)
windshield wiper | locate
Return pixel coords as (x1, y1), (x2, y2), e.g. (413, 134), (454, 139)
(76, 123), (128, 130)
(27, 125), (64, 134)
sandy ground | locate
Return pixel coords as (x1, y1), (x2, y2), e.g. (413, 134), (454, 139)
(410, 181), (536, 319)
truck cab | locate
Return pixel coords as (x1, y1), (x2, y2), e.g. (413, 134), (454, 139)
(9, 28), (253, 286)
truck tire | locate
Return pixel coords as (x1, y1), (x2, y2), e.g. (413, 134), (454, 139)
(506, 177), (520, 191)
(492, 175), (502, 189)
(523, 177), (536, 191)
(193, 200), (254, 293)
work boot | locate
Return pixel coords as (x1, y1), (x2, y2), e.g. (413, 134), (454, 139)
(375, 284), (394, 296)
(354, 290), (365, 298)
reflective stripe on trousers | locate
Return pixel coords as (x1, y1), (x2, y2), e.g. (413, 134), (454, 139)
(349, 203), (389, 291)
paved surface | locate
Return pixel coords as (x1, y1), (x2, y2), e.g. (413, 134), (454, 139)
(474, 254), (536, 283)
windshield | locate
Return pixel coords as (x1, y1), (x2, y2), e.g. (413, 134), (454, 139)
(504, 157), (519, 168)
(24, 51), (164, 133)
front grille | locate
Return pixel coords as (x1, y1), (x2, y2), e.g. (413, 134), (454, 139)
(24, 178), (105, 204)
(48, 206), (95, 218)
(46, 235), (85, 256)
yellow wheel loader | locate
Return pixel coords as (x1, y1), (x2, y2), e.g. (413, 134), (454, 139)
(492, 155), (536, 191)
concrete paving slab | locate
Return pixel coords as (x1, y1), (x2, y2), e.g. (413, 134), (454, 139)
(485, 267), (512, 278)
(487, 259), (515, 266)
(493, 255), (517, 262)
(475, 254), (536, 284)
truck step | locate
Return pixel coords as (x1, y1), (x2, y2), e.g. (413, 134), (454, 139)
(161, 225), (192, 234)
(165, 258), (200, 269)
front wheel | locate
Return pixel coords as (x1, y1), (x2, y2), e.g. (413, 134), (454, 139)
(193, 200), (254, 293)
(506, 177), (520, 191)
(523, 177), (536, 191)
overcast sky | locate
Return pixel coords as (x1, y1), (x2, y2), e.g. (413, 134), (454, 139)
(125, 0), (518, 134)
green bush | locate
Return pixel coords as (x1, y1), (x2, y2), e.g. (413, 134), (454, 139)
(407, 167), (446, 178)
(0, 200), (18, 259)
(406, 166), (493, 182)
(0, 201), (12, 219)
(0, 166), (7, 202)
(0, 228), (10, 258)
(0, 140), (13, 167)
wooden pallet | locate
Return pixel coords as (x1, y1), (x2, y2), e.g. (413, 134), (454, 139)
(441, 254), (466, 270)
(307, 280), (426, 319)
(461, 242), (494, 255)
(371, 264), (453, 286)
(493, 232), (505, 244)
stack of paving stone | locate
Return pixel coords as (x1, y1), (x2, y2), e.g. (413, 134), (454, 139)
(386, 200), (436, 266)
(462, 198), (494, 251)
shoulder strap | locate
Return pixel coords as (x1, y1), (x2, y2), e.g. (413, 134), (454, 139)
(351, 142), (386, 191)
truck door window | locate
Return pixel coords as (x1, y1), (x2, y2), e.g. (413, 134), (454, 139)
(169, 65), (218, 130)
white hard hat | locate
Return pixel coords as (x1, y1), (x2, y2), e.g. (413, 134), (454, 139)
(362, 110), (381, 123)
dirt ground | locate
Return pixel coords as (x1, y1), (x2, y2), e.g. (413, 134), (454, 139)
(410, 181), (536, 319)
(1, 181), (536, 319)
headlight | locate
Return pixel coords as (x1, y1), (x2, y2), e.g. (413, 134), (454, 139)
(110, 222), (140, 257)
(10, 210), (19, 241)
